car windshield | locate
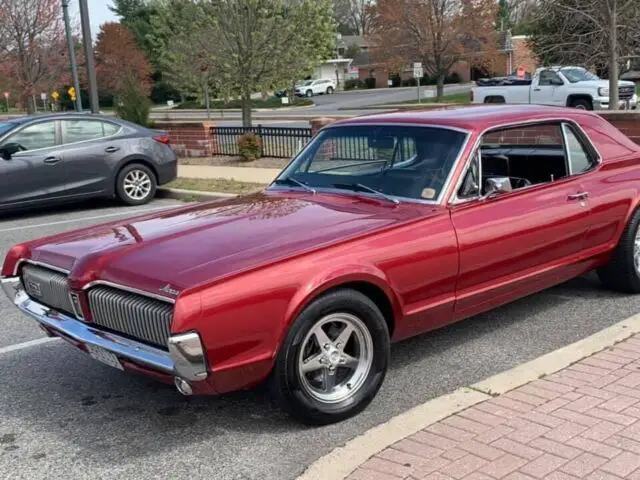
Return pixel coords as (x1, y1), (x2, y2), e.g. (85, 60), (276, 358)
(301, 80), (314, 86)
(561, 67), (600, 83)
(273, 125), (468, 202)
(0, 122), (16, 136)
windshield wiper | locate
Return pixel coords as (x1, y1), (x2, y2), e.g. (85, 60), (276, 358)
(273, 177), (316, 193)
(331, 183), (399, 204)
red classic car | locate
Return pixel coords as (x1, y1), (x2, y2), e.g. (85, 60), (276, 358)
(3, 105), (640, 425)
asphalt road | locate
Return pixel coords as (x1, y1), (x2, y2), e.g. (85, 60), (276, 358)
(2, 197), (640, 480)
(149, 84), (473, 121)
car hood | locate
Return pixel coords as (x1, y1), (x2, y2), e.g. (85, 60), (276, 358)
(579, 79), (636, 88)
(25, 192), (430, 297)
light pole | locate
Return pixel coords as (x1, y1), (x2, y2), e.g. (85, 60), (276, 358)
(61, 0), (82, 112)
(78, 0), (100, 113)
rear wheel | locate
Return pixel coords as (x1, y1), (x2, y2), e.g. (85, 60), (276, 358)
(115, 163), (157, 206)
(597, 208), (640, 293)
(326, 86), (334, 95)
(270, 289), (390, 425)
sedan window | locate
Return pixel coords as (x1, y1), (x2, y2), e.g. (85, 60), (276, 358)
(63, 120), (119, 144)
(5, 121), (56, 151)
(276, 125), (467, 201)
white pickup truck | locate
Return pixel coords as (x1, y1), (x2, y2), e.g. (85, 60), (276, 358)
(471, 66), (638, 110)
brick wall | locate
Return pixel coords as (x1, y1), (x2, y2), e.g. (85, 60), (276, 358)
(153, 120), (217, 157)
(599, 111), (640, 145)
(483, 124), (563, 145)
(511, 37), (538, 76)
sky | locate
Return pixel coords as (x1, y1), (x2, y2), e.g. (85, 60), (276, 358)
(68, 0), (118, 40)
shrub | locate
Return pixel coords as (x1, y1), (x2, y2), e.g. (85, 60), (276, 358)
(445, 72), (462, 84)
(364, 77), (376, 89)
(344, 78), (365, 90)
(116, 81), (151, 126)
(237, 132), (262, 162)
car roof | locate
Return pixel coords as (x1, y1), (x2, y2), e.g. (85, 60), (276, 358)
(0, 112), (128, 125)
(333, 105), (597, 133)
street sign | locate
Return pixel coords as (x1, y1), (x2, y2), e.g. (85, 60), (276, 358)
(40, 93), (47, 101)
(51, 91), (60, 101)
(68, 86), (76, 101)
(413, 62), (423, 79)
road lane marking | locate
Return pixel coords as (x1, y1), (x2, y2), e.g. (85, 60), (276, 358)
(0, 337), (58, 355)
(0, 205), (174, 233)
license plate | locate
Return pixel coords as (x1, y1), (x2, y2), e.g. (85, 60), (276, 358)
(85, 344), (124, 371)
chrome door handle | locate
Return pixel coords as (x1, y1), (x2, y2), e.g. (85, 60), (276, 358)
(105, 146), (120, 153)
(44, 156), (61, 165)
(533, 88), (541, 91)
(567, 192), (589, 200)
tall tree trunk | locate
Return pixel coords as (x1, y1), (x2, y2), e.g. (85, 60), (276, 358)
(241, 87), (252, 127)
(608, 0), (619, 110)
(25, 94), (36, 114)
(436, 73), (445, 100)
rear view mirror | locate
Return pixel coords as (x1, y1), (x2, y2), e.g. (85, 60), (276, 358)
(369, 135), (395, 150)
(0, 142), (23, 160)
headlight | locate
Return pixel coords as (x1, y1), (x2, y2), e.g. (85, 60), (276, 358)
(598, 87), (609, 97)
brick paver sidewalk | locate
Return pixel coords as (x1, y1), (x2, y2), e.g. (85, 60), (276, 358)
(349, 334), (640, 480)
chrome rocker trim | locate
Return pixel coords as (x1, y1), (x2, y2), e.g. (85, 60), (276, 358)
(1, 276), (207, 382)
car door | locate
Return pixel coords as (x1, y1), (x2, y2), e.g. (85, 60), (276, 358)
(449, 121), (592, 320)
(530, 70), (567, 106)
(58, 119), (122, 196)
(0, 119), (63, 207)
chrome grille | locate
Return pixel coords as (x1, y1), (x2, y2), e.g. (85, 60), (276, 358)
(87, 286), (173, 348)
(21, 264), (74, 315)
(619, 86), (635, 100)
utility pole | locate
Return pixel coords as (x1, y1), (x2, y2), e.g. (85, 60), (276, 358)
(78, 0), (100, 113)
(61, 0), (83, 112)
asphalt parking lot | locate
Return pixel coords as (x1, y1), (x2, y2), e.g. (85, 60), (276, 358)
(2, 197), (640, 480)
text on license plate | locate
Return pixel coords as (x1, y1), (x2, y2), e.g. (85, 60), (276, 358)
(85, 344), (124, 371)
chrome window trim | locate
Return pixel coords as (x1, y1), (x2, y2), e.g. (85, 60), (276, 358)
(271, 122), (473, 206)
(448, 116), (603, 205)
(82, 280), (176, 305)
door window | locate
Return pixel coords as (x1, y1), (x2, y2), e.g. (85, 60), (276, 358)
(5, 121), (56, 151)
(62, 120), (119, 144)
(538, 70), (563, 86)
(562, 124), (596, 174)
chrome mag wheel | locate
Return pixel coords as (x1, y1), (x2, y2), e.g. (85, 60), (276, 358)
(297, 312), (374, 404)
(123, 169), (152, 201)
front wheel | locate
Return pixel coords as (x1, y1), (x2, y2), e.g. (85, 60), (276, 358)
(270, 289), (390, 425)
(115, 163), (157, 206)
(305, 89), (313, 97)
(598, 208), (640, 293)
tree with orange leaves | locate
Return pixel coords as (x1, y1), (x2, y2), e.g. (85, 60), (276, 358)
(369, 0), (501, 99)
(95, 22), (152, 99)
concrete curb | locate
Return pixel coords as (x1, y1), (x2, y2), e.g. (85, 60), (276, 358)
(297, 311), (640, 480)
(157, 187), (238, 202)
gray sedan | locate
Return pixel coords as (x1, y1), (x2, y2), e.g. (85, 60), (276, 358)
(0, 113), (177, 212)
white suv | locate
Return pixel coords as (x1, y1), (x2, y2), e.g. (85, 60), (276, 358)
(294, 79), (336, 97)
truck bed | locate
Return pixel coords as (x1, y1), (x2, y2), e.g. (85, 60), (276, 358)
(476, 76), (533, 87)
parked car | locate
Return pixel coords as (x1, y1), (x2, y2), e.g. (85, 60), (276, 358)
(0, 113), (177, 211)
(5, 105), (640, 425)
(471, 66), (638, 110)
(294, 78), (336, 97)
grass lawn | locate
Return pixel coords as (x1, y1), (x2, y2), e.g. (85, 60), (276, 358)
(178, 96), (313, 110)
(166, 177), (267, 195)
(387, 91), (471, 106)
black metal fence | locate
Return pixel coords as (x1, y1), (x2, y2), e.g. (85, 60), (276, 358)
(211, 125), (313, 158)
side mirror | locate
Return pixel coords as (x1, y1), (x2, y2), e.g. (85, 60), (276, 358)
(0, 143), (23, 160)
(481, 177), (512, 200)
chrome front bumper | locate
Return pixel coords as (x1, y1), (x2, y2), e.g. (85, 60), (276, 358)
(1, 276), (208, 382)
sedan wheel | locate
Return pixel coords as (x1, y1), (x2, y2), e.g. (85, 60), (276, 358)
(306, 90), (313, 97)
(271, 289), (390, 425)
(116, 163), (157, 206)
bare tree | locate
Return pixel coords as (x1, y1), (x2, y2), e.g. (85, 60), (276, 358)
(334, 0), (375, 35)
(528, 0), (640, 109)
(0, 0), (67, 113)
(369, 0), (500, 99)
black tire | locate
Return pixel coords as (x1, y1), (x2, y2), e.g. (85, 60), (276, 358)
(305, 89), (313, 97)
(326, 86), (334, 95)
(115, 163), (157, 206)
(597, 208), (640, 293)
(270, 289), (390, 425)
(569, 98), (593, 110)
